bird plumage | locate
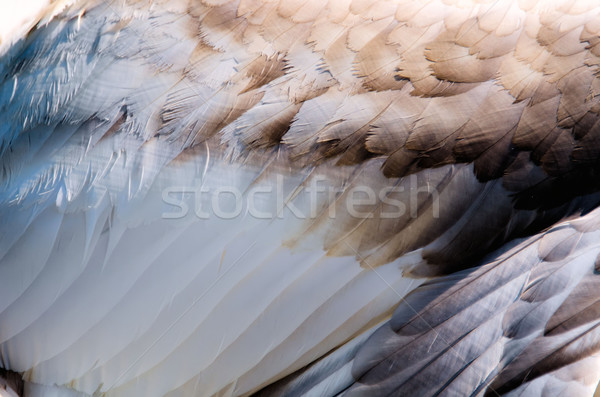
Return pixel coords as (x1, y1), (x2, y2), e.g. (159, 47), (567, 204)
(1, 0), (600, 396)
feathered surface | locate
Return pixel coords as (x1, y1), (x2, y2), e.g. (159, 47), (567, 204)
(1, 0), (600, 396)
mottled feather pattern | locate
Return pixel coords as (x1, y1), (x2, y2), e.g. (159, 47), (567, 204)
(2, 0), (600, 396)
(2, 0), (600, 186)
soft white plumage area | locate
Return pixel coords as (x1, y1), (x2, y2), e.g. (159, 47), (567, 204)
(0, 0), (75, 55)
(0, 136), (425, 396)
(0, 0), (48, 50)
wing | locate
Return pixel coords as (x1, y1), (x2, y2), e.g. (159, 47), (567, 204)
(1, 0), (600, 396)
(259, 209), (600, 396)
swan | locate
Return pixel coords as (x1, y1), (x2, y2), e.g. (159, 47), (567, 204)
(1, 0), (600, 396)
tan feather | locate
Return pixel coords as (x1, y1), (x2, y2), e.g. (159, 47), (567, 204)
(316, 91), (397, 156)
(544, 51), (588, 83)
(355, 0), (397, 20)
(469, 27), (522, 59)
(387, 20), (444, 50)
(277, 0), (325, 23)
(365, 88), (424, 154)
(425, 41), (503, 83)
(513, 96), (561, 150)
(198, 3), (248, 52)
(237, 0), (277, 24)
(346, 16), (395, 52)
(236, 54), (286, 94)
(226, 99), (302, 149)
(453, 85), (525, 157)
(538, 24), (587, 57)
(354, 30), (407, 92)
(406, 83), (489, 152)
(498, 57), (543, 102)
(260, 13), (310, 52)
(477, 0), (518, 34)
(557, 66), (595, 127)
(307, 19), (348, 52)
(514, 32), (551, 71)
(322, 31), (362, 91)
(398, 0), (449, 28)
(472, 125), (515, 180)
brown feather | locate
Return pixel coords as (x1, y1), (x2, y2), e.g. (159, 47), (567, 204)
(425, 41), (503, 83)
